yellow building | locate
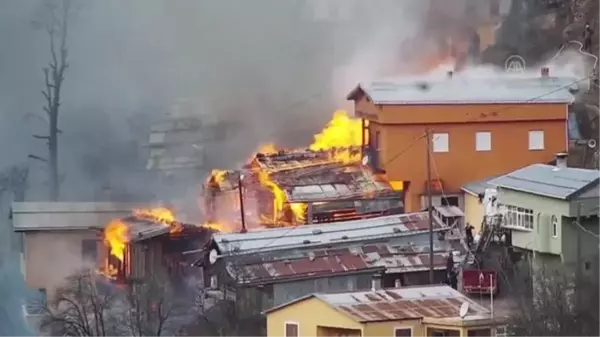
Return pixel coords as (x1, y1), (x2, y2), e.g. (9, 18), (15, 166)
(461, 177), (498, 235)
(265, 285), (506, 337)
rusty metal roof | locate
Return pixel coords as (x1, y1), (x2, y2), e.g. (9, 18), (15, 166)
(212, 150), (398, 203)
(315, 285), (490, 322)
(234, 242), (453, 285)
(213, 212), (446, 255)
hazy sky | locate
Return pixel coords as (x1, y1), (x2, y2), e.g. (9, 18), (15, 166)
(0, 0), (494, 201)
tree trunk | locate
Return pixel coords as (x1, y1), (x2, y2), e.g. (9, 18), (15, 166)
(49, 111), (59, 201)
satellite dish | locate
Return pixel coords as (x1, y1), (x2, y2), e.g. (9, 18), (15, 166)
(588, 139), (596, 149)
(361, 155), (369, 166)
(459, 301), (470, 319)
(209, 249), (219, 265)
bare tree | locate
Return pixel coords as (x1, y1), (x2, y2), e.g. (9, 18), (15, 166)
(0, 164), (29, 202)
(40, 269), (119, 336)
(32, 0), (72, 200)
(507, 262), (600, 336)
(118, 274), (189, 336)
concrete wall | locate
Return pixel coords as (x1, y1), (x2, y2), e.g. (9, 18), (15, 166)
(23, 230), (100, 299)
(497, 188), (569, 255)
(464, 193), (485, 234)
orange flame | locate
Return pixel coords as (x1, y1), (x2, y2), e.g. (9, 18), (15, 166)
(290, 203), (307, 223)
(133, 207), (175, 223)
(258, 143), (278, 155)
(309, 110), (363, 164)
(202, 222), (229, 232)
(209, 169), (229, 185)
(104, 219), (129, 262)
(257, 170), (286, 221)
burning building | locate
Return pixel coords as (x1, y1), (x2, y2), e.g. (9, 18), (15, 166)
(202, 110), (405, 230)
(204, 151), (404, 230)
(101, 208), (214, 287)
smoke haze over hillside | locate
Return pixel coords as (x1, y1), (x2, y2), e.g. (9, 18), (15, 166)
(0, 0), (504, 202)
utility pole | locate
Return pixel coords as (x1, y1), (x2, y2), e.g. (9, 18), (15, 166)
(426, 129), (434, 284)
(238, 172), (247, 233)
(575, 202), (582, 284)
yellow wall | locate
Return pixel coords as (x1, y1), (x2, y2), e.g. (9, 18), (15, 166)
(364, 320), (423, 336)
(464, 193), (485, 234)
(266, 297), (363, 337)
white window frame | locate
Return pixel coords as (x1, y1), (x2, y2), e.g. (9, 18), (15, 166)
(394, 326), (413, 337)
(284, 321), (300, 337)
(432, 133), (449, 153)
(475, 131), (492, 151)
(528, 130), (545, 150)
(551, 215), (559, 237)
(503, 204), (534, 230)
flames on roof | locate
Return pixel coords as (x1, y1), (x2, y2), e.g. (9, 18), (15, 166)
(203, 110), (405, 231)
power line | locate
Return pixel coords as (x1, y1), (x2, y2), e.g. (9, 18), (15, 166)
(240, 74), (594, 256)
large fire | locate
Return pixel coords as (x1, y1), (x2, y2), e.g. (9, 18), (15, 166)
(104, 219), (129, 262)
(309, 109), (363, 164)
(205, 109), (366, 227)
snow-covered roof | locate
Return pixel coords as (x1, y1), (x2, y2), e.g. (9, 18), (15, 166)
(348, 72), (579, 105)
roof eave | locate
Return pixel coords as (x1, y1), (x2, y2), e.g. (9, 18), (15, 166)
(492, 184), (568, 200)
(460, 187), (479, 196)
(241, 267), (385, 287)
(372, 99), (572, 105)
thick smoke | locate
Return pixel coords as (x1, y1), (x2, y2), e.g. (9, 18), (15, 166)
(0, 0), (506, 203)
(0, 0), (501, 327)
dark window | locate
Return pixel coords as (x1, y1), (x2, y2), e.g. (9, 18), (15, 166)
(395, 328), (412, 337)
(285, 323), (298, 337)
(585, 261), (591, 270)
(490, 0), (500, 16)
(441, 196), (459, 207)
(82, 239), (98, 263)
(468, 328), (492, 336)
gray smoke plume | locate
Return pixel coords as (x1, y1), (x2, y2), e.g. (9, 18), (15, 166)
(0, 0), (503, 331)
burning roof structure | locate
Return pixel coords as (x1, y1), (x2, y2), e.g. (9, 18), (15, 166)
(100, 207), (215, 284)
(199, 211), (466, 287)
(203, 110), (404, 231)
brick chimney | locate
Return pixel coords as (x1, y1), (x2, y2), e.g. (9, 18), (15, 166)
(541, 67), (550, 77)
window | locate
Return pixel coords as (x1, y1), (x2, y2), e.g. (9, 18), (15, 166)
(374, 131), (381, 151)
(395, 328), (412, 337)
(504, 205), (534, 230)
(495, 326), (507, 337)
(490, 0), (500, 16)
(285, 322), (299, 337)
(441, 196), (459, 207)
(551, 215), (558, 237)
(433, 133), (449, 153)
(467, 328), (491, 336)
(81, 239), (98, 264)
(475, 132), (492, 151)
(210, 275), (218, 289)
(528, 130), (545, 150)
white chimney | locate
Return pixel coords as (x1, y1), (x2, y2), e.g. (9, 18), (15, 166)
(371, 274), (382, 291)
(541, 67), (550, 77)
(555, 152), (568, 169)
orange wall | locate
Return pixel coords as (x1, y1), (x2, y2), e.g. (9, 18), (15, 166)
(355, 98), (568, 212)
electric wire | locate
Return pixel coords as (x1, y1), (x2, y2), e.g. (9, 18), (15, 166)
(242, 74), (594, 255)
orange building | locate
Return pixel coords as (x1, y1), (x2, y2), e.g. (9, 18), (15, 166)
(347, 69), (579, 212)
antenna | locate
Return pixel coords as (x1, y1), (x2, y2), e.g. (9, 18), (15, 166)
(459, 301), (469, 319)
(208, 249), (219, 265)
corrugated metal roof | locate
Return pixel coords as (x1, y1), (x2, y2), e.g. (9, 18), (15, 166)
(213, 212), (445, 255)
(235, 243), (453, 285)
(11, 202), (147, 231)
(349, 74), (577, 105)
(461, 175), (501, 196)
(489, 164), (600, 200)
(315, 285), (490, 322)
